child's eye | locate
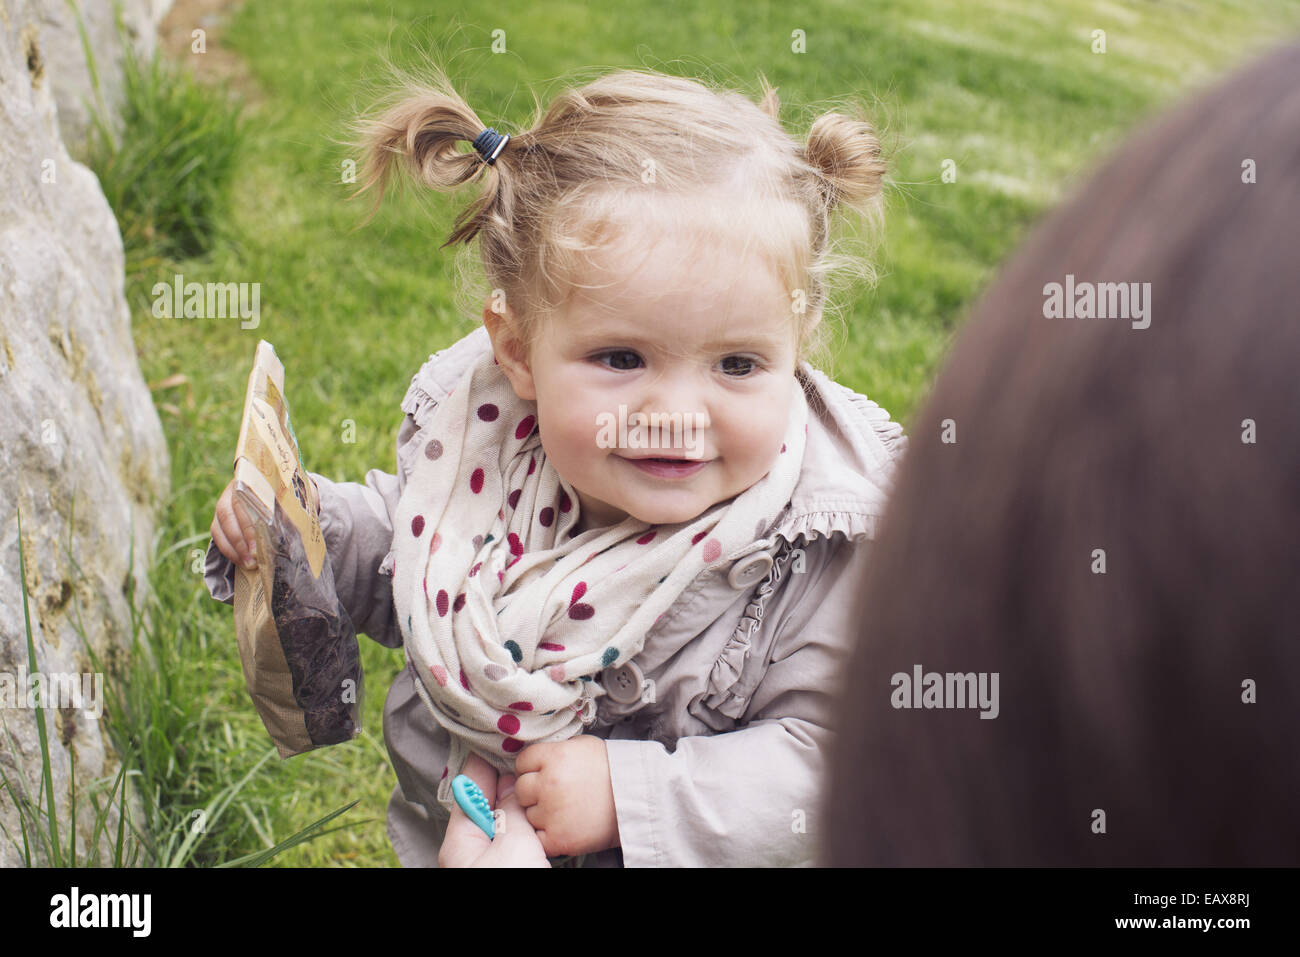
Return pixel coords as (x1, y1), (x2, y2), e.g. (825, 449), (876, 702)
(719, 356), (758, 377)
(595, 350), (644, 371)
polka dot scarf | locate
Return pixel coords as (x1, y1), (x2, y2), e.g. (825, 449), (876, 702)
(390, 347), (809, 813)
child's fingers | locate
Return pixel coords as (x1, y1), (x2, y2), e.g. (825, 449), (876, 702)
(209, 515), (238, 564)
(513, 769), (540, 808)
(495, 778), (533, 829)
(521, 801), (545, 831)
(514, 741), (550, 775)
(491, 776), (551, 867)
(229, 496), (259, 553)
(209, 511), (254, 569)
(215, 489), (257, 568)
(497, 775), (536, 828)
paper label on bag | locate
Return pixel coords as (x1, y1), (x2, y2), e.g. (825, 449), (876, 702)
(234, 341), (326, 579)
(247, 398), (324, 578)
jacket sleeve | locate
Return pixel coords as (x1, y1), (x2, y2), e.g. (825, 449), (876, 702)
(603, 533), (871, 867)
(201, 413), (421, 650)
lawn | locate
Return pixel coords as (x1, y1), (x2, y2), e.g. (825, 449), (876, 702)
(117, 0), (1299, 865)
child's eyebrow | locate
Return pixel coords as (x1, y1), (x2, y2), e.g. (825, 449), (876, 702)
(571, 327), (790, 352)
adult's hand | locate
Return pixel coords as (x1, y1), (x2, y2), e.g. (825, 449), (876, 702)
(438, 752), (551, 868)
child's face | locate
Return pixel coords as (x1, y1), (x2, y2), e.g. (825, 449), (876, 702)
(486, 232), (799, 530)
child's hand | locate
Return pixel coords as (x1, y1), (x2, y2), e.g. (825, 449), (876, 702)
(211, 478), (259, 570)
(211, 476), (321, 571)
(439, 753), (550, 868)
(515, 734), (621, 857)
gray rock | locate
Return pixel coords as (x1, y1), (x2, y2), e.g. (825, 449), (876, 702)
(23, 0), (173, 156)
(1, 0), (173, 867)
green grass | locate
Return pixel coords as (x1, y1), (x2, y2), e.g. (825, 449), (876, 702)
(90, 0), (1300, 865)
(1, 497), (360, 867)
(85, 36), (245, 286)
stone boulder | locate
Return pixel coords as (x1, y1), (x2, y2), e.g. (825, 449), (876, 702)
(0, 0), (173, 866)
(22, 0), (173, 156)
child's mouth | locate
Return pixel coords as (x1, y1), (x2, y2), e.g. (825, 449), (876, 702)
(623, 456), (709, 479)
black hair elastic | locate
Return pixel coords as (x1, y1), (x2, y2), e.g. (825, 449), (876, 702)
(472, 127), (510, 165)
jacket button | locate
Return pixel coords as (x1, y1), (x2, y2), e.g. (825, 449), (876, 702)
(727, 553), (773, 590)
(601, 660), (645, 704)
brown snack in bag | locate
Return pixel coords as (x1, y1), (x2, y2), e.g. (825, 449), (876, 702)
(230, 340), (363, 757)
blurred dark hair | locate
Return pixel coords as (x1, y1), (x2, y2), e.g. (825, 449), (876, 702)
(822, 42), (1300, 866)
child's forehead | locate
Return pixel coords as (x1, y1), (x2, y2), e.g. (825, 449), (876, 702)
(551, 292), (794, 355)
(566, 228), (791, 314)
(571, 188), (803, 287)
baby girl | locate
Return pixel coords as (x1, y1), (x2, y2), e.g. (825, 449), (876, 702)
(206, 66), (905, 867)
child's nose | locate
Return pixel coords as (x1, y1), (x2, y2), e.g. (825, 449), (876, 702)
(631, 381), (711, 451)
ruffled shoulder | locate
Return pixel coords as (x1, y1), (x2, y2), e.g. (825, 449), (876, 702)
(767, 366), (909, 547)
(799, 364), (908, 475)
(826, 377), (908, 467)
(399, 325), (494, 427)
(772, 508), (885, 547)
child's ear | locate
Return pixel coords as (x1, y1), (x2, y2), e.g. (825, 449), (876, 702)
(482, 300), (537, 401)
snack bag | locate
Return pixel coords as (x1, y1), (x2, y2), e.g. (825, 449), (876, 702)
(230, 339), (363, 757)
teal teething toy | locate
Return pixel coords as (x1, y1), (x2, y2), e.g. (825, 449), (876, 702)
(451, 774), (495, 839)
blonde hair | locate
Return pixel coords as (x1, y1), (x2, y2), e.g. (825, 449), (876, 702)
(351, 63), (887, 368)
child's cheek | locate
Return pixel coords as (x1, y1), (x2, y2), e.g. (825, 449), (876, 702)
(549, 400), (605, 459)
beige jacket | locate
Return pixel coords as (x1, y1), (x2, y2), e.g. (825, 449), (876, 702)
(204, 325), (906, 867)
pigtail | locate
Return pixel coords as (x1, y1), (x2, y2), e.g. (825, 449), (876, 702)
(349, 68), (515, 247)
(804, 108), (887, 220)
(752, 73), (886, 258)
